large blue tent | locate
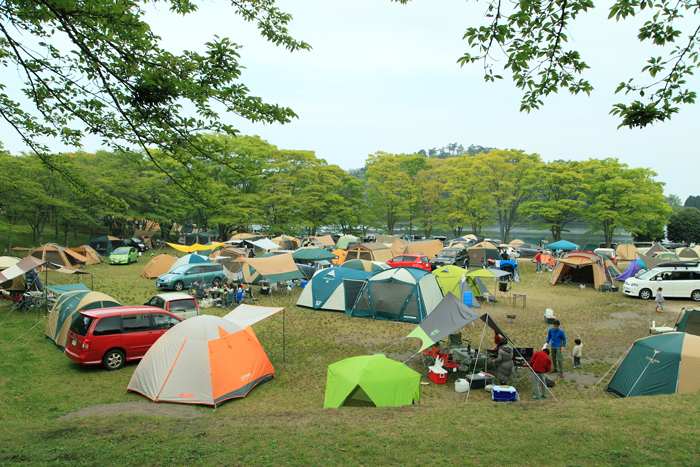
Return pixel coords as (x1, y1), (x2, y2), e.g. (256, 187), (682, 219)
(547, 240), (580, 252)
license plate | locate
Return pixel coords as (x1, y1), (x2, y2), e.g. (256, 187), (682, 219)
(72, 338), (77, 346)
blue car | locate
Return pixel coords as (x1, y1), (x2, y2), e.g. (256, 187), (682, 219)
(156, 263), (224, 292)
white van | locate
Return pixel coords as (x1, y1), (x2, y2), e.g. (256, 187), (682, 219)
(623, 263), (700, 302)
(144, 292), (200, 320)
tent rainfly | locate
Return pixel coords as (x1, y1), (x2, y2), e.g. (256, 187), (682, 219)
(68, 246), (103, 265)
(238, 253), (304, 284)
(615, 243), (638, 261)
(675, 308), (700, 336)
(29, 243), (87, 268)
(406, 292), (481, 352)
(140, 254), (177, 279)
(344, 243), (394, 263)
(87, 235), (123, 256)
(45, 291), (121, 348)
(296, 268), (371, 312)
(432, 265), (468, 297)
(549, 251), (613, 289)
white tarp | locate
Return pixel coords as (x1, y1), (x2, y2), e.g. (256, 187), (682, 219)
(223, 304), (284, 327)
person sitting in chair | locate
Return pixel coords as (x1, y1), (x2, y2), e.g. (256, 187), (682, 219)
(491, 337), (514, 385)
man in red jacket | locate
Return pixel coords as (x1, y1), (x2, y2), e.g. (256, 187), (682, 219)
(529, 348), (552, 400)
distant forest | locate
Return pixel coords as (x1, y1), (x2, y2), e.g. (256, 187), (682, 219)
(348, 143), (494, 178)
(685, 196), (700, 210)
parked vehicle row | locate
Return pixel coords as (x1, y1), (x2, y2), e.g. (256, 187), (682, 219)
(623, 263), (700, 302)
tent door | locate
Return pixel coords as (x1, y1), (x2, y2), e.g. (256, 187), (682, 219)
(343, 385), (376, 407)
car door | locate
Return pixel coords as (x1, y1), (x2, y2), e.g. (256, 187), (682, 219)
(657, 271), (676, 297)
(183, 266), (203, 287)
(151, 313), (182, 333)
(120, 312), (159, 360)
(671, 270), (693, 298)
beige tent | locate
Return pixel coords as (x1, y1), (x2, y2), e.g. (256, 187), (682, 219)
(29, 243), (86, 268)
(466, 241), (500, 263)
(230, 232), (264, 241)
(209, 247), (247, 274)
(345, 243), (394, 263)
(271, 235), (301, 250)
(311, 235), (336, 247)
(676, 247), (700, 259)
(644, 243), (669, 257)
(140, 254), (177, 279)
(68, 245), (103, 265)
(134, 229), (158, 248)
(615, 243), (638, 261)
(390, 239), (443, 259)
(375, 234), (400, 244)
(237, 253), (304, 284)
(550, 251), (611, 289)
(509, 239), (525, 246)
(0, 256), (24, 291)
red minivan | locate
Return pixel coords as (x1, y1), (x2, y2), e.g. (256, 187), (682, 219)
(65, 306), (183, 370)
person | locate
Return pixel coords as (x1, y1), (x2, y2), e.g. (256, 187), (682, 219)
(546, 320), (566, 377)
(534, 251), (543, 273)
(492, 333), (501, 350)
(529, 348), (552, 400)
(248, 248), (255, 258)
(655, 287), (664, 312)
(188, 281), (199, 297)
(572, 338), (582, 369)
(491, 337), (513, 385)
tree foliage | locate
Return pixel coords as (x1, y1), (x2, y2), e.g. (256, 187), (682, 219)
(667, 208), (700, 245)
(394, 0), (700, 127)
(0, 0), (310, 200)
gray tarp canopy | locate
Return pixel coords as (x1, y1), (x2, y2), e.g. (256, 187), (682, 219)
(406, 292), (480, 352)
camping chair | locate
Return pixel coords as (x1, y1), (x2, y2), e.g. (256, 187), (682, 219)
(234, 289), (245, 306)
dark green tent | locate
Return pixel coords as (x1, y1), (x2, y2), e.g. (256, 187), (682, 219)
(323, 354), (420, 408)
(605, 333), (700, 398)
(676, 308), (700, 336)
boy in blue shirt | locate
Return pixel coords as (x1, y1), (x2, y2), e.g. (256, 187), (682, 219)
(546, 320), (567, 377)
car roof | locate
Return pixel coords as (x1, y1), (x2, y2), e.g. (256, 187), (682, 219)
(80, 305), (179, 319)
(394, 253), (426, 258)
(151, 292), (195, 300)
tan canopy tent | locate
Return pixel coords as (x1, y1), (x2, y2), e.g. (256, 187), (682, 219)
(209, 247), (247, 274)
(134, 229), (158, 248)
(375, 234), (400, 244)
(615, 243), (638, 261)
(140, 254), (177, 279)
(467, 241), (500, 263)
(271, 235), (301, 250)
(676, 247), (700, 259)
(237, 253), (304, 284)
(390, 239), (443, 258)
(549, 251), (612, 289)
(68, 246), (103, 265)
(311, 235), (336, 247)
(644, 243), (669, 257)
(345, 243), (394, 263)
(29, 243), (86, 268)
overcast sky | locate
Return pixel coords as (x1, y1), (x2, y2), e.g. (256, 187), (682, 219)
(2, 0), (698, 202)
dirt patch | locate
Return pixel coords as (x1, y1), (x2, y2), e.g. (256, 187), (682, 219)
(58, 401), (208, 420)
(597, 310), (645, 330)
(563, 370), (602, 387)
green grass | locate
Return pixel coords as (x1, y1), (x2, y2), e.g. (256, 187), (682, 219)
(1, 254), (699, 466)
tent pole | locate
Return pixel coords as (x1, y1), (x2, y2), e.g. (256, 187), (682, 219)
(283, 307), (286, 364)
(593, 343), (634, 389)
(465, 316), (488, 404)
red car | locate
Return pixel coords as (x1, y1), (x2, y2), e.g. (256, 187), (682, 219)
(386, 253), (432, 271)
(65, 306), (183, 371)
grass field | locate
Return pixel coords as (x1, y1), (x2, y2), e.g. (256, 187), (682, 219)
(2, 250), (700, 466)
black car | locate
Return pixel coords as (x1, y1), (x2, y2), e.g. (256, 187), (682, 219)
(514, 243), (541, 258)
(122, 237), (148, 252)
(430, 248), (470, 269)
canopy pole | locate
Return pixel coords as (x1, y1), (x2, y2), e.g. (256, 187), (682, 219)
(283, 307), (286, 364)
(465, 315), (489, 404)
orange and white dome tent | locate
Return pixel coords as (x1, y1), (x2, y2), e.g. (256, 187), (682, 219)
(128, 307), (282, 407)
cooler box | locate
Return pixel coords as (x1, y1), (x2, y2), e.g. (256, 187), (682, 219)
(545, 308), (555, 324)
(300, 280), (308, 287)
(545, 316), (556, 324)
(462, 291), (473, 306)
(429, 368), (447, 384)
(492, 385), (518, 402)
(465, 374), (494, 389)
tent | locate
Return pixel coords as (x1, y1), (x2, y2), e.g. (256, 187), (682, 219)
(645, 243), (669, 257)
(45, 291), (121, 348)
(238, 253), (304, 284)
(466, 241), (500, 264)
(271, 235), (301, 251)
(331, 249), (347, 265)
(167, 241), (227, 254)
(615, 258), (645, 281)
(675, 308), (700, 336)
(296, 268), (371, 311)
(312, 235), (336, 248)
(292, 248), (338, 262)
(390, 238), (444, 259)
(605, 333), (700, 398)
(45, 283), (91, 295)
(406, 292), (481, 352)
(133, 228), (158, 249)
(344, 243), (394, 263)
(182, 232), (218, 246)
(209, 247), (247, 277)
(29, 243), (86, 268)
(432, 265), (468, 297)
(168, 254), (211, 273)
(583, 242), (599, 252)
(68, 245), (103, 265)
(676, 247), (700, 259)
(603, 258), (622, 279)
(87, 235), (123, 256)
(140, 254), (177, 279)
(616, 243), (638, 260)
(127, 314), (275, 407)
(323, 354), (421, 408)
(229, 232), (264, 241)
(346, 267), (443, 323)
(547, 240), (580, 252)
(0, 256), (24, 292)
(375, 234), (400, 244)
(549, 251), (612, 289)
(339, 259), (388, 272)
(336, 235), (358, 250)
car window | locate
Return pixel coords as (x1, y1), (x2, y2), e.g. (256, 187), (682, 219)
(69, 315), (94, 336)
(113, 247), (130, 255)
(672, 271), (692, 280)
(421, 257), (428, 263)
(152, 313), (181, 330)
(186, 267), (202, 275)
(122, 314), (152, 333)
(92, 316), (122, 336)
(148, 297), (165, 308)
(169, 299), (196, 312)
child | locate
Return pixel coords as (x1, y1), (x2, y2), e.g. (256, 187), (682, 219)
(655, 287), (664, 312)
(572, 338), (582, 369)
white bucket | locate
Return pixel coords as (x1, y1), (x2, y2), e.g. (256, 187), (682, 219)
(455, 378), (470, 393)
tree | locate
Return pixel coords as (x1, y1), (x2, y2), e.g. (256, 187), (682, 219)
(394, 0), (700, 128)
(685, 196), (700, 210)
(666, 194), (684, 213)
(581, 158), (671, 247)
(520, 161), (587, 241)
(364, 152), (412, 235)
(0, 0), (310, 200)
(667, 208), (700, 245)
(474, 149), (540, 242)
(441, 155), (494, 236)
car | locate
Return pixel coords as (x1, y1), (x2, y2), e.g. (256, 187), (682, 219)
(386, 253), (432, 271)
(108, 246), (139, 265)
(155, 262), (224, 292)
(122, 236), (148, 252)
(144, 292), (200, 320)
(622, 264), (700, 302)
(514, 243), (542, 258)
(64, 306), (183, 370)
(430, 248), (470, 269)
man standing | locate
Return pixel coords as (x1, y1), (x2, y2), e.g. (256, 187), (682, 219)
(546, 320), (566, 377)
(534, 251), (543, 273)
(529, 348), (552, 400)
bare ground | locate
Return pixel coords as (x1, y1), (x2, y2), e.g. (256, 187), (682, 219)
(58, 401), (208, 420)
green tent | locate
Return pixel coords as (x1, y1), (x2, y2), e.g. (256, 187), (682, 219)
(323, 354), (421, 408)
(583, 242), (599, 252)
(432, 265), (467, 297)
(605, 333), (700, 398)
(676, 308), (700, 336)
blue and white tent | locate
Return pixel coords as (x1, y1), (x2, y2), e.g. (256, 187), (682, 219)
(296, 268), (371, 312)
(167, 254), (210, 273)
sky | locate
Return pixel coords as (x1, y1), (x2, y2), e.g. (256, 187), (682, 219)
(1, 0), (698, 202)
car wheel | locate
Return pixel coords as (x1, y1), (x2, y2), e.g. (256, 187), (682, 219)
(102, 349), (125, 371)
(173, 281), (185, 292)
(692, 290), (700, 302)
(639, 288), (652, 300)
